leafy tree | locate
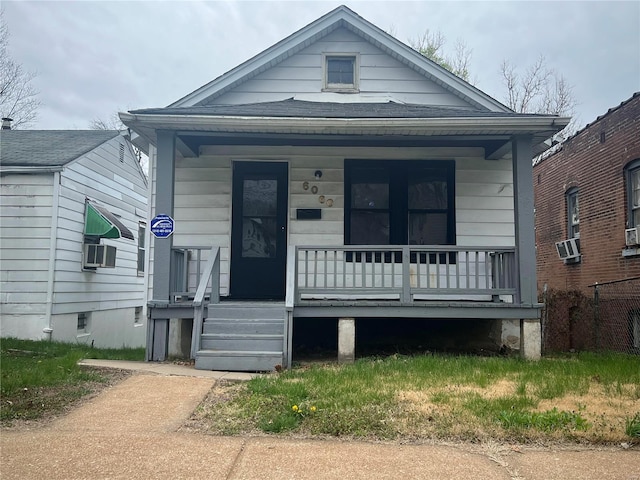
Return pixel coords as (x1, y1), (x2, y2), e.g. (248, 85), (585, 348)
(0, 8), (40, 128)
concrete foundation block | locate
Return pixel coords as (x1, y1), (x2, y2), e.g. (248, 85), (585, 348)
(338, 318), (355, 363)
(520, 319), (541, 360)
(168, 318), (193, 359)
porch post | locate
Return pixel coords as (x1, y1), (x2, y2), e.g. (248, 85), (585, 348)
(148, 130), (176, 361)
(512, 134), (541, 360)
(512, 135), (536, 305)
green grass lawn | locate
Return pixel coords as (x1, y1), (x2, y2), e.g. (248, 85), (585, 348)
(191, 353), (640, 443)
(1, 338), (144, 423)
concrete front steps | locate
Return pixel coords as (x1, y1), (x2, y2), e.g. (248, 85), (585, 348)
(195, 302), (286, 372)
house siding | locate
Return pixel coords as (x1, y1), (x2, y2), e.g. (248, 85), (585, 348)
(0, 174), (53, 338)
(0, 135), (148, 347)
(211, 27), (472, 108)
(534, 94), (640, 294)
(52, 136), (147, 317)
(149, 145), (514, 298)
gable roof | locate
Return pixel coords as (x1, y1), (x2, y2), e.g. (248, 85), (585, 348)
(170, 5), (511, 112)
(0, 130), (120, 168)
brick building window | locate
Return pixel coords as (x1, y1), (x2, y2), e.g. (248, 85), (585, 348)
(566, 187), (580, 239)
(626, 159), (640, 228)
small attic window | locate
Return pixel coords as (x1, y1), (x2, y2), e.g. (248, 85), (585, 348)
(119, 143), (125, 162)
(323, 54), (359, 92)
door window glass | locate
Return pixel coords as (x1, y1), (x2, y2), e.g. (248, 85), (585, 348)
(242, 179), (277, 257)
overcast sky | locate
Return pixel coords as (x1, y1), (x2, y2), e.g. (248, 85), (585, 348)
(4, 1), (639, 131)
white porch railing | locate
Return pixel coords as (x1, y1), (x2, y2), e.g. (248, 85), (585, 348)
(288, 245), (517, 305)
(170, 246), (220, 359)
(170, 246), (216, 302)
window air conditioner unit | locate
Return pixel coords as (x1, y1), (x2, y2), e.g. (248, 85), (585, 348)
(555, 238), (580, 261)
(625, 227), (640, 247)
(84, 244), (117, 268)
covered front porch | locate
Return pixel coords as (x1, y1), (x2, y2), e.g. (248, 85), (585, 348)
(122, 104), (566, 371)
(146, 240), (541, 369)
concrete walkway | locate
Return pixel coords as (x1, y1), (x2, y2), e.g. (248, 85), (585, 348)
(1, 361), (638, 480)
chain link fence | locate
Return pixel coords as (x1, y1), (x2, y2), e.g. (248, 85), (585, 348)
(541, 277), (640, 354)
(592, 277), (640, 353)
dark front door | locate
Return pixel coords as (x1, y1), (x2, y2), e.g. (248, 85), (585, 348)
(230, 162), (288, 299)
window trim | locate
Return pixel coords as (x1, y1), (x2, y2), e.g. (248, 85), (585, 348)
(344, 160), (456, 247)
(322, 53), (360, 93)
(625, 159), (640, 228)
(566, 187), (580, 239)
(137, 221), (146, 276)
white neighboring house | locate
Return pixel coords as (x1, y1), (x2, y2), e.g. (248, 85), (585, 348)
(0, 129), (149, 348)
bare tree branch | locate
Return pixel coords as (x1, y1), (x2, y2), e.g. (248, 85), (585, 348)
(500, 54), (577, 135)
(89, 111), (124, 131)
(0, 8), (40, 128)
(408, 29), (473, 83)
(90, 110), (148, 173)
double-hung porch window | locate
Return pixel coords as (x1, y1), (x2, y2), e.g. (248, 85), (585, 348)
(345, 160), (455, 248)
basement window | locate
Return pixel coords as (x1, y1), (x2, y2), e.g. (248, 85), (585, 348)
(77, 312), (90, 333)
(323, 54), (359, 92)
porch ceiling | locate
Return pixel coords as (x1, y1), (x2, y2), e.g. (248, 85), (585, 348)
(174, 132), (511, 158)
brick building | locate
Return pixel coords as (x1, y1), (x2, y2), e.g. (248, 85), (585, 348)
(534, 92), (640, 352)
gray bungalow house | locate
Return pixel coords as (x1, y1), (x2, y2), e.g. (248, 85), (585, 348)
(0, 129), (148, 348)
(121, 6), (568, 370)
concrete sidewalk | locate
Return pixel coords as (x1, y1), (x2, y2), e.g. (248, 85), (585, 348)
(1, 361), (638, 480)
(78, 358), (258, 381)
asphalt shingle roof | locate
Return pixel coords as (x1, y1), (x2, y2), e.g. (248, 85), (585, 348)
(0, 130), (120, 167)
(130, 99), (552, 119)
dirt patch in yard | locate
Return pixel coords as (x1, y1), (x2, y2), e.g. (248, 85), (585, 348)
(1, 367), (132, 431)
(535, 384), (640, 442)
(395, 379), (639, 443)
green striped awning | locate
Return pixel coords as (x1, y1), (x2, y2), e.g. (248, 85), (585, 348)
(84, 201), (134, 240)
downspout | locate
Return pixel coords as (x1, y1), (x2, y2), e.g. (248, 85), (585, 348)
(44, 171), (61, 339)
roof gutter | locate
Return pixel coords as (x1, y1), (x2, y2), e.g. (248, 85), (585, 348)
(120, 112), (570, 137)
(0, 166), (65, 175)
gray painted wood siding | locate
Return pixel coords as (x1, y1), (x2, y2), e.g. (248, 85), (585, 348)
(51, 136), (148, 314)
(152, 145), (514, 298)
(0, 174), (54, 314)
(212, 27), (471, 107)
